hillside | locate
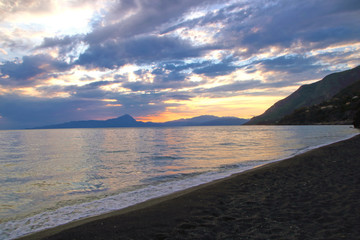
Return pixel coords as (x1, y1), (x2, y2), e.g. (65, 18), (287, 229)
(278, 80), (360, 125)
(246, 66), (360, 125)
(34, 115), (249, 129)
(162, 115), (248, 126)
(35, 114), (150, 129)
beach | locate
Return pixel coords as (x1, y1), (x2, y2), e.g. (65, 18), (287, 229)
(19, 134), (360, 240)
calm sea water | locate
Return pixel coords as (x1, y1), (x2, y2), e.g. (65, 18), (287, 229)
(0, 125), (359, 239)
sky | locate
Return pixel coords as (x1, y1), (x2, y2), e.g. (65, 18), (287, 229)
(0, 0), (359, 129)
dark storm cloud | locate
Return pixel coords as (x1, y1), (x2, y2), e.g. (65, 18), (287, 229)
(158, 61), (206, 73)
(62, 81), (116, 99)
(71, 0), (360, 77)
(121, 61), (213, 92)
(36, 35), (86, 61)
(160, 2), (250, 35)
(193, 57), (238, 77)
(122, 78), (199, 92)
(63, 0), (221, 70)
(0, 54), (71, 86)
(213, 0), (360, 55)
(37, 36), (75, 49)
(24, 0), (360, 72)
(102, 91), (189, 119)
(168, 94), (192, 101)
(34, 0), (360, 73)
(36, 35), (84, 51)
(121, 60), (213, 92)
(197, 78), (307, 100)
(84, 0), (216, 44)
(205, 80), (262, 93)
(76, 35), (211, 69)
(193, 80), (269, 99)
(255, 55), (321, 74)
(315, 49), (360, 67)
(151, 67), (186, 82)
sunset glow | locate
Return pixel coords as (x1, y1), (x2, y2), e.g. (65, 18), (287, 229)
(0, 0), (359, 129)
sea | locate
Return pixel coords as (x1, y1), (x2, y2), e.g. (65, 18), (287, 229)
(0, 125), (359, 239)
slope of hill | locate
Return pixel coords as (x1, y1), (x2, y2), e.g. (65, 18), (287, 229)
(278, 80), (360, 125)
(246, 66), (360, 125)
(162, 115), (220, 126)
(201, 117), (249, 126)
(35, 114), (151, 129)
(162, 115), (248, 126)
(34, 115), (249, 129)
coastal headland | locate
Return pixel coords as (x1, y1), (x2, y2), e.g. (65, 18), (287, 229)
(19, 134), (360, 240)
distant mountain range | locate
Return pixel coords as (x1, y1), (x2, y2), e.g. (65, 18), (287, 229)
(34, 114), (249, 129)
(246, 66), (360, 125)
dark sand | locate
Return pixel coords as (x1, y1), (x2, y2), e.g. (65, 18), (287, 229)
(20, 134), (360, 240)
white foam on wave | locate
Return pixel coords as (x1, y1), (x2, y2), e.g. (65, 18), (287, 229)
(268, 132), (360, 165)
(0, 165), (256, 240)
(1, 132), (358, 240)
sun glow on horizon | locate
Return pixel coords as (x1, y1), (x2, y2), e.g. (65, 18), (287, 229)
(136, 94), (286, 123)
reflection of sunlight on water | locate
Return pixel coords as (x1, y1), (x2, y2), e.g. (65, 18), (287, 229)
(0, 125), (358, 225)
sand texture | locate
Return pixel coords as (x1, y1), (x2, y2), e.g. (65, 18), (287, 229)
(20, 134), (360, 240)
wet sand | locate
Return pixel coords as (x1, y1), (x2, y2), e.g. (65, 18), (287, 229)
(19, 134), (360, 240)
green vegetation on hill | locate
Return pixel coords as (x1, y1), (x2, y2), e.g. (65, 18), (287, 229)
(246, 66), (360, 125)
(278, 80), (360, 125)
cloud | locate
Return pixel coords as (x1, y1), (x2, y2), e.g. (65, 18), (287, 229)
(255, 55), (321, 74)
(37, 35), (81, 49)
(0, 30), (35, 62)
(110, 92), (169, 117)
(64, 81), (117, 99)
(0, 54), (71, 86)
(122, 80), (193, 92)
(193, 57), (238, 77)
(76, 35), (211, 69)
(122, 67), (200, 91)
(0, 90), (177, 129)
(1, 0), (360, 129)
(219, 0), (360, 54)
(0, 94), (112, 129)
(151, 67), (187, 82)
(160, 2), (250, 35)
(84, 0), (215, 44)
(168, 94), (192, 101)
(0, 0), (54, 21)
(0, 82), (197, 129)
(205, 80), (262, 93)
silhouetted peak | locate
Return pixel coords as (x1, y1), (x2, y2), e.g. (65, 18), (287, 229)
(119, 114), (136, 121)
(107, 114), (137, 124)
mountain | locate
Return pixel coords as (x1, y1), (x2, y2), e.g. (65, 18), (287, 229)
(162, 115), (220, 126)
(34, 115), (249, 129)
(278, 79), (360, 125)
(200, 117), (249, 126)
(35, 114), (151, 129)
(162, 115), (248, 126)
(246, 66), (360, 125)
(160, 115), (248, 126)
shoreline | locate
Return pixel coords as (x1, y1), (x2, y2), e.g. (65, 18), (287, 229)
(18, 134), (360, 240)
